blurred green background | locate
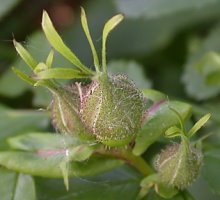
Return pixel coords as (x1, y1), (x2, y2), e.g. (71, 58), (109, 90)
(1, 0), (220, 199)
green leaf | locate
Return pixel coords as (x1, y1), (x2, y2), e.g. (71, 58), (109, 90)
(102, 14), (123, 72)
(206, 70), (220, 85)
(13, 40), (38, 70)
(7, 133), (83, 151)
(182, 24), (220, 100)
(145, 190), (195, 200)
(46, 49), (54, 68)
(12, 67), (36, 85)
(0, 168), (36, 200)
(133, 100), (192, 155)
(0, 151), (123, 178)
(36, 68), (90, 79)
(59, 160), (70, 190)
(187, 113), (211, 138)
(0, 110), (49, 150)
(202, 149), (220, 196)
(60, 144), (97, 190)
(80, 7), (100, 71)
(0, 0), (21, 19)
(108, 60), (152, 89)
(68, 145), (96, 162)
(193, 52), (220, 86)
(35, 166), (141, 200)
(194, 52), (220, 74)
(141, 89), (166, 102)
(41, 11), (94, 75)
(114, 0), (218, 19)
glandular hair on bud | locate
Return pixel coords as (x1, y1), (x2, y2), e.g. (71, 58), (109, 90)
(51, 86), (95, 141)
(155, 141), (203, 189)
(80, 73), (144, 146)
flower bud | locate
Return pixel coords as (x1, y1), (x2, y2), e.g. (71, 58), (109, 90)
(80, 74), (144, 146)
(51, 85), (95, 140)
(155, 141), (203, 189)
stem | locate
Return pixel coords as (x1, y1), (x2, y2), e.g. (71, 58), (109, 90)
(95, 148), (154, 176)
(102, 38), (107, 74)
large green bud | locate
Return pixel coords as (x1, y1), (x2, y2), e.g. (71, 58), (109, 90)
(51, 85), (95, 141)
(155, 141), (203, 189)
(80, 73), (144, 146)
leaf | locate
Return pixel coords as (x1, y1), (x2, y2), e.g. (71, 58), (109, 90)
(60, 144), (97, 190)
(0, 151), (123, 178)
(68, 145), (96, 162)
(113, 0), (220, 58)
(193, 52), (220, 86)
(114, 0), (218, 19)
(80, 7), (100, 71)
(182, 23), (220, 100)
(188, 176), (220, 200)
(201, 149), (220, 196)
(0, 109), (49, 150)
(0, 168), (36, 200)
(102, 13), (124, 72)
(36, 68), (89, 79)
(0, 0), (22, 19)
(108, 60), (152, 89)
(41, 11), (94, 75)
(7, 133), (82, 151)
(187, 113), (211, 138)
(141, 89), (167, 103)
(145, 189), (195, 200)
(13, 40), (38, 70)
(133, 100), (192, 155)
(35, 166), (141, 200)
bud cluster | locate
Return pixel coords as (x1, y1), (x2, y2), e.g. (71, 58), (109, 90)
(51, 73), (145, 146)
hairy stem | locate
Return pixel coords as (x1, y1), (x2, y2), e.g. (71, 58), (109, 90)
(95, 148), (154, 176)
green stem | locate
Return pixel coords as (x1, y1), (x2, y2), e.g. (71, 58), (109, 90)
(95, 148), (154, 176)
(102, 41), (107, 74)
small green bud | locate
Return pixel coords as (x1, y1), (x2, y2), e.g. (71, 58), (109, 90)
(80, 74), (144, 146)
(51, 85), (95, 141)
(155, 141), (203, 189)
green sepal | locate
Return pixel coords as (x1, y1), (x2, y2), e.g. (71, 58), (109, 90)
(102, 14), (124, 72)
(165, 126), (183, 138)
(139, 174), (178, 199)
(12, 67), (36, 85)
(80, 7), (100, 71)
(13, 40), (37, 70)
(46, 49), (54, 68)
(187, 113), (211, 138)
(41, 10), (94, 75)
(59, 160), (70, 190)
(36, 68), (91, 79)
